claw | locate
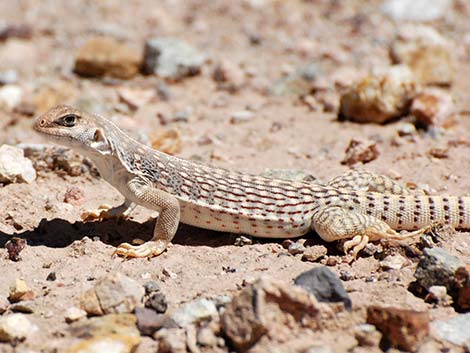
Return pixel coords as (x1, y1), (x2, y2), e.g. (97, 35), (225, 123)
(344, 234), (369, 258)
(114, 239), (169, 259)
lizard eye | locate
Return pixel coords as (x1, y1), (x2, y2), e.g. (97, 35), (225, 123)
(60, 114), (77, 127)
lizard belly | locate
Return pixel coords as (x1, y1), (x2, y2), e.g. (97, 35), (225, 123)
(179, 201), (311, 238)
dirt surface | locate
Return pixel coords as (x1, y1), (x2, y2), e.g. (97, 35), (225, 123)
(0, 1), (470, 352)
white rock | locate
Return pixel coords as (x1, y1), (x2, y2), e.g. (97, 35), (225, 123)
(382, 0), (452, 22)
(0, 313), (38, 342)
(0, 84), (23, 110)
(172, 299), (218, 328)
(0, 145), (36, 184)
(230, 110), (254, 124)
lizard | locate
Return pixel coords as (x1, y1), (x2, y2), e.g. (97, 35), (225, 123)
(33, 105), (470, 259)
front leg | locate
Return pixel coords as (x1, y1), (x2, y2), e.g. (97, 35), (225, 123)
(114, 177), (180, 258)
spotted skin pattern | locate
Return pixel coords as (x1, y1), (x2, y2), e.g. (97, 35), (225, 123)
(34, 105), (470, 258)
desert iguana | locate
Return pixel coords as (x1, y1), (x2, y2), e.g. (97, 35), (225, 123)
(34, 105), (470, 258)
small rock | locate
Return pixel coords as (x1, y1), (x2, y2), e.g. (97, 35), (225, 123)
(155, 328), (187, 353)
(270, 62), (322, 96)
(354, 323), (382, 347)
(151, 128), (182, 155)
(143, 281), (161, 294)
(79, 272), (144, 315)
(46, 272), (56, 281)
(63, 186), (85, 206)
(221, 277), (321, 352)
(414, 247), (464, 293)
(10, 302), (34, 314)
(0, 314), (37, 343)
(68, 313), (139, 340)
(8, 279), (36, 303)
(288, 242), (306, 255)
(302, 245), (328, 262)
(213, 59), (245, 92)
(294, 267), (352, 310)
(0, 70), (18, 85)
(172, 299), (218, 328)
(162, 268), (178, 279)
(455, 266), (470, 310)
(380, 254), (407, 271)
(143, 38), (205, 80)
(5, 237), (26, 262)
(230, 110), (254, 124)
(261, 168), (316, 182)
(411, 89), (455, 128)
(425, 285), (452, 306)
(427, 147), (449, 159)
(341, 138), (379, 166)
(145, 292), (168, 313)
(339, 65), (417, 124)
(0, 145), (36, 184)
(234, 235), (253, 246)
(396, 122), (417, 136)
(367, 306), (429, 351)
(431, 313), (470, 347)
(135, 307), (177, 336)
(64, 307), (87, 323)
(118, 87), (155, 110)
(74, 36), (141, 79)
(68, 334), (140, 353)
(391, 24), (455, 85)
(0, 84), (22, 111)
(382, 0), (452, 22)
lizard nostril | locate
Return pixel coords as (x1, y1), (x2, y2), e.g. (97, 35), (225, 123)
(39, 119), (46, 127)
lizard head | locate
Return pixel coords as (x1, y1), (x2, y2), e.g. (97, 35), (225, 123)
(34, 105), (112, 155)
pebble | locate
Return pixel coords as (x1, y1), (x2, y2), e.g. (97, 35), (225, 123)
(233, 235), (253, 246)
(391, 24), (455, 85)
(270, 62), (322, 96)
(341, 138), (379, 166)
(79, 272), (144, 315)
(212, 59), (245, 93)
(425, 285), (452, 306)
(143, 280), (161, 294)
(230, 110), (255, 124)
(135, 307), (177, 336)
(0, 84), (22, 111)
(8, 279), (36, 303)
(172, 298), (218, 328)
(155, 328), (187, 353)
(117, 87), (155, 110)
(367, 306), (429, 351)
(294, 267), (352, 310)
(0, 144), (36, 184)
(145, 292), (168, 314)
(380, 254), (407, 271)
(63, 186), (85, 206)
(288, 242), (306, 255)
(0, 70), (18, 85)
(411, 89), (455, 128)
(431, 313), (470, 346)
(302, 245), (328, 262)
(382, 0), (452, 22)
(339, 65), (417, 124)
(143, 38), (205, 80)
(74, 36), (141, 79)
(5, 237), (26, 262)
(46, 272), (56, 281)
(64, 307), (87, 323)
(354, 323), (382, 347)
(0, 314), (37, 343)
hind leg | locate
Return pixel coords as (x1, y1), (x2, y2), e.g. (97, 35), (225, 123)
(312, 206), (427, 258)
(327, 170), (416, 195)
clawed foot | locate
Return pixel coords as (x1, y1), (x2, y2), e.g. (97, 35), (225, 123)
(81, 202), (137, 222)
(113, 239), (169, 259)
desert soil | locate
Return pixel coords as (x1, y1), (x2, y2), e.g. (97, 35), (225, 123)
(0, 1), (469, 352)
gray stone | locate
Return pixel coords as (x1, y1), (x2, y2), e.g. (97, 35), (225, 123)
(172, 298), (218, 328)
(431, 313), (470, 346)
(0, 145), (36, 184)
(294, 267), (352, 310)
(382, 0), (452, 22)
(135, 307), (177, 336)
(0, 313), (38, 342)
(270, 62), (322, 96)
(143, 38), (205, 80)
(414, 247), (464, 291)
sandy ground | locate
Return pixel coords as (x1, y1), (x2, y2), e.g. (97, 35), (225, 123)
(0, 0), (470, 352)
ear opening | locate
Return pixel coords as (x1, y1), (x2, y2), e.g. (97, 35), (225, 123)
(91, 128), (112, 154)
